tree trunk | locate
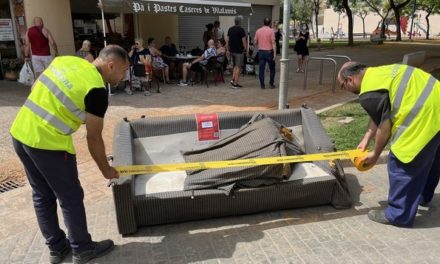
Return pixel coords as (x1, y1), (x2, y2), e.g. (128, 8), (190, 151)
(389, 0), (411, 41)
(362, 18), (366, 38)
(343, 0), (353, 46)
(315, 9), (319, 40)
(394, 9), (402, 40)
(425, 12), (431, 40)
(381, 20), (386, 39)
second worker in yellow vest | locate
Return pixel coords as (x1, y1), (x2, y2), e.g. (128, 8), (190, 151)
(338, 61), (440, 227)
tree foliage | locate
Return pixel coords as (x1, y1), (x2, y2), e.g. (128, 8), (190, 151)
(364, 0), (392, 39)
(326, 0), (354, 46)
(290, 0), (313, 27)
(388, 0), (412, 41)
(351, 1), (372, 38)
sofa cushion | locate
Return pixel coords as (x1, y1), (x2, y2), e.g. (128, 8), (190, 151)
(132, 125), (329, 196)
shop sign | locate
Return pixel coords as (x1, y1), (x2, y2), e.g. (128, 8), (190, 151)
(131, 1), (240, 15)
(0, 19), (14, 41)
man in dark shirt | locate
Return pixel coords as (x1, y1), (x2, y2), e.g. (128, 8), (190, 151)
(160, 36), (178, 79)
(226, 15), (247, 89)
(338, 61), (440, 227)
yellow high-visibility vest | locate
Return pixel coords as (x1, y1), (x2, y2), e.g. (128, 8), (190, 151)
(360, 64), (440, 163)
(10, 56), (105, 154)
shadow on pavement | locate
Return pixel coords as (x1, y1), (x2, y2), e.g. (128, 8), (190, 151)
(345, 173), (364, 207)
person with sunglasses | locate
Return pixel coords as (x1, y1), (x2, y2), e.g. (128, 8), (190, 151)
(338, 61), (440, 227)
(127, 38), (152, 95)
(128, 38), (150, 66)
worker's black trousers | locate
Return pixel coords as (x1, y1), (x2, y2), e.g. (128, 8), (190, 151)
(12, 138), (92, 254)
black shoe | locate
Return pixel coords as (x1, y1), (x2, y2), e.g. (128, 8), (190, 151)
(49, 240), (71, 264)
(419, 200), (430, 207)
(367, 210), (391, 225)
(231, 83), (240, 89)
(269, 84), (276, 89)
(73, 240), (115, 264)
(260, 86), (265, 89)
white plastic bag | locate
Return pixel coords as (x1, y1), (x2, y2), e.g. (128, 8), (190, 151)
(18, 62), (35, 86)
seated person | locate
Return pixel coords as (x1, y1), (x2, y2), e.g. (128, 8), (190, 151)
(75, 40), (94, 62)
(148, 37), (172, 83)
(129, 38), (150, 66)
(128, 38), (153, 95)
(216, 39), (226, 62)
(215, 39), (227, 81)
(160, 36), (178, 78)
(178, 39), (217, 86)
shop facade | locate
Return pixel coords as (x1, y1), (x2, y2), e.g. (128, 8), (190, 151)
(0, 0), (279, 79)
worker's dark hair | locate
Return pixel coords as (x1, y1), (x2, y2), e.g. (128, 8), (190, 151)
(98, 44), (129, 62)
(341, 62), (367, 79)
(263, 17), (271, 26)
(147, 38), (155, 45)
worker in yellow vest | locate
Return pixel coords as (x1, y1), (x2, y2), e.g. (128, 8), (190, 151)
(10, 45), (129, 264)
(338, 61), (440, 227)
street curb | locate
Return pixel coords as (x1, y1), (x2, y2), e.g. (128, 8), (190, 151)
(315, 97), (358, 114)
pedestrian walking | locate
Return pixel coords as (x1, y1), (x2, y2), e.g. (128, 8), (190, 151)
(338, 61), (440, 227)
(273, 20), (281, 56)
(24, 17), (58, 78)
(10, 45), (129, 264)
(254, 17), (276, 89)
(226, 15), (247, 89)
(293, 23), (310, 73)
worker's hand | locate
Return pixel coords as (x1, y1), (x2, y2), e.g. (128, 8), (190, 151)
(361, 152), (379, 168)
(102, 166), (120, 180)
(25, 57), (31, 62)
(357, 137), (370, 152)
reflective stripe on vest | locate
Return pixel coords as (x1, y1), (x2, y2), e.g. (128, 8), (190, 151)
(390, 75), (437, 144)
(390, 66), (414, 119)
(23, 99), (74, 135)
(39, 74), (86, 122)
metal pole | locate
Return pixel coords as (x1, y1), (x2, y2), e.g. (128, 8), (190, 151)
(278, 0), (291, 110)
(98, 0), (112, 97)
(409, 0), (416, 40)
(99, 0), (107, 47)
(247, 13), (251, 54)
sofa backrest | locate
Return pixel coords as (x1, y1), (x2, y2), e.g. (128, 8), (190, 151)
(128, 109), (303, 139)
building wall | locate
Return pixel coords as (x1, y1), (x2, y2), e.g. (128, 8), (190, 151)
(24, 0), (74, 55)
(323, 8), (440, 38)
(137, 14), (179, 47)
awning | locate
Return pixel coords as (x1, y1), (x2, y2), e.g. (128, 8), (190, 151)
(99, 0), (252, 16)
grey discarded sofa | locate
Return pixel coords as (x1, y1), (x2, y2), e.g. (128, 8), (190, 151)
(111, 107), (352, 235)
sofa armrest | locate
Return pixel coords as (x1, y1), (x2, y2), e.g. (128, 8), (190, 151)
(300, 107), (352, 208)
(111, 120), (137, 235)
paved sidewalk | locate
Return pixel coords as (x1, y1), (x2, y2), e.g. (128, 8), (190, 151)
(1, 42), (440, 263)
